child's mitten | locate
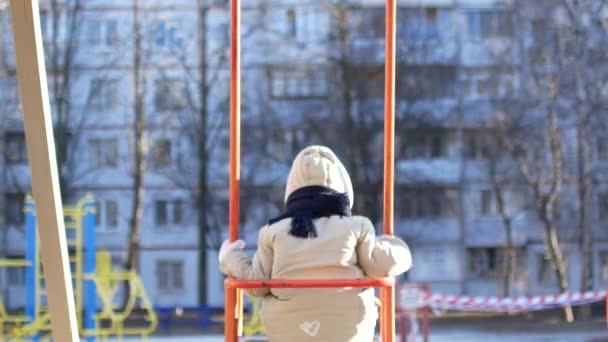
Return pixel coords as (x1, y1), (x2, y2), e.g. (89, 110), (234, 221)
(219, 239), (246, 264)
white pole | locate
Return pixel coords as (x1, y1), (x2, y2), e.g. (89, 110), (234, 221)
(8, 1), (80, 341)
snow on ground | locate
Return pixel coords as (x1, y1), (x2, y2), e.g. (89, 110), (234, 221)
(106, 330), (608, 342)
(106, 317), (608, 342)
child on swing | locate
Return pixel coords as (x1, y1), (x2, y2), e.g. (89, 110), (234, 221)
(219, 145), (412, 342)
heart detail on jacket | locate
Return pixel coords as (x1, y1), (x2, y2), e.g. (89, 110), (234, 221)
(299, 320), (320, 336)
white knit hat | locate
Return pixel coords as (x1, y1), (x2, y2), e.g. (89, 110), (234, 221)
(284, 145), (354, 208)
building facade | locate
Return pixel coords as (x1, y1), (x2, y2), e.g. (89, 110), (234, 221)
(0, 0), (607, 310)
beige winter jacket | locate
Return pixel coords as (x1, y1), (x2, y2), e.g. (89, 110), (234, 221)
(220, 146), (412, 342)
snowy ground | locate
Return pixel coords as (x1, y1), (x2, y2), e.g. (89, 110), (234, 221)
(103, 316), (608, 342)
(106, 327), (608, 342)
(106, 331), (608, 342)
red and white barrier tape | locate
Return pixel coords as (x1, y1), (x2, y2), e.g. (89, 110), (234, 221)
(400, 289), (607, 312)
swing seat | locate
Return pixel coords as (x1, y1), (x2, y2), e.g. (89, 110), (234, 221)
(226, 277), (394, 290)
(225, 278), (395, 340)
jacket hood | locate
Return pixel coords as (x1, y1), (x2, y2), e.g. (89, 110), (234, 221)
(284, 145), (354, 208)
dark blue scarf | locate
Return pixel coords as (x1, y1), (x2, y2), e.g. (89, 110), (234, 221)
(268, 186), (352, 238)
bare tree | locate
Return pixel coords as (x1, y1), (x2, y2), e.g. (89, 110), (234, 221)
(126, 0), (145, 286)
(487, 138), (518, 297)
(507, 0), (608, 319)
(559, 0), (608, 307)
(321, 2), (386, 221)
(42, 0), (84, 199)
(154, 0), (232, 304)
(499, 78), (573, 321)
(194, 0), (210, 306)
(498, 0), (586, 321)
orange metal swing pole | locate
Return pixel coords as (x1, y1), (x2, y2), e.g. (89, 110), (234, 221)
(225, 0), (242, 341)
(381, 0), (397, 341)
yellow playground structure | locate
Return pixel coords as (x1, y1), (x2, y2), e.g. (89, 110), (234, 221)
(0, 195), (157, 341)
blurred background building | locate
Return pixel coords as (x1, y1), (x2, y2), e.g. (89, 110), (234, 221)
(0, 0), (607, 309)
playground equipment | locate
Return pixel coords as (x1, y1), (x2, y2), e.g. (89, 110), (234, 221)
(0, 195), (157, 341)
(223, 0), (399, 341)
(397, 284), (430, 342)
(9, 1), (81, 339)
(242, 297), (264, 338)
(155, 305), (222, 331)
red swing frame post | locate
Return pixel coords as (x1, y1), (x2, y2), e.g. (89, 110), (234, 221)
(224, 0), (398, 341)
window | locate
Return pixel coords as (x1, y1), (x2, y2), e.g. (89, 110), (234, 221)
(172, 199), (183, 225)
(350, 8), (384, 39)
(397, 66), (456, 99)
(430, 136), (443, 158)
(105, 20), (118, 46)
(538, 253), (569, 285)
(481, 190), (493, 215)
(398, 197), (413, 219)
(600, 251), (608, 282)
(217, 23), (230, 46)
(8, 266), (25, 287)
(538, 254), (552, 285)
(154, 79), (186, 111)
(155, 21), (183, 49)
(89, 79), (119, 110)
(465, 134), (478, 158)
(155, 22), (166, 46)
(280, 7), (324, 41)
(465, 73), (515, 99)
(269, 69), (328, 99)
(467, 10), (513, 40)
(95, 199), (120, 230)
(95, 201), (102, 226)
(532, 19), (555, 52)
(6, 193), (25, 225)
(402, 130), (446, 159)
(425, 8), (439, 38)
(599, 193), (608, 220)
(469, 248), (502, 278)
(105, 200), (118, 228)
(399, 8), (422, 39)
(553, 197), (563, 222)
(429, 195), (442, 217)
(155, 200), (168, 226)
(597, 137), (608, 161)
(464, 130), (493, 159)
(155, 199), (186, 227)
(87, 20), (102, 45)
(397, 7), (450, 41)
(39, 10), (49, 39)
(152, 139), (172, 167)
(398, 189), (453, 219)
(157, 260), (184, 292)
(5, 133), (27, 164)
(2, 78), (19, 105)
(111, 255), (124, 271)
(265, 128), (303, 162)
(425, 8), (438, 21)
(89, 138), (118, 168)
(286, 9), (296, 37)
(86, 20), (118, 47)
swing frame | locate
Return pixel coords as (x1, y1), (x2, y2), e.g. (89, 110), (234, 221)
(8, 1), (80, 341)
(224, 0), (399, 341)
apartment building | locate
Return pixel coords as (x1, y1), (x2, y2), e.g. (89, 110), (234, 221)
(0, 0), (606, 310)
